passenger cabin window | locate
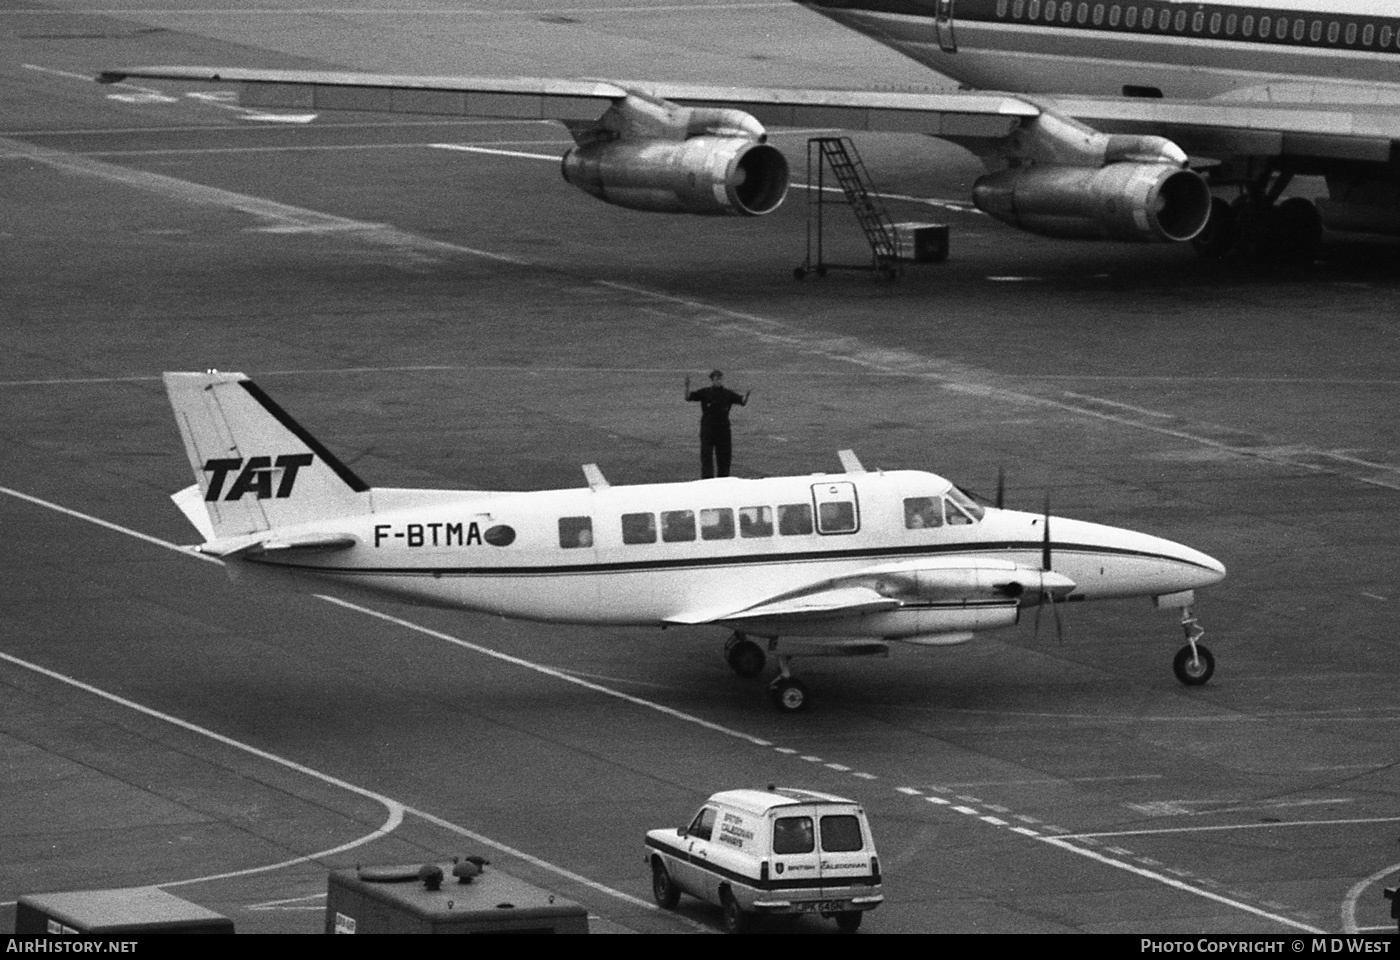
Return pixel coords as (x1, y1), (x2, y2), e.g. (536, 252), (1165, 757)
(661, 510), (696, 543)
(687, 807), (716, 841)
(621, 512), (656, 545)
(772, 816), (815, 854)
(558, 516), (593, 548)
(820, 815), (864, 853)
(739, 506), (773, 538)
(904, 496), (943, 529)
(700, 508), (735, 541)
(813, 482), (859, 534)
(778, 503), (813, 536)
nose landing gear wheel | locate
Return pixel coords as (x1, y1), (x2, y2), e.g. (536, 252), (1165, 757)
(1173, 643), (1215, 686)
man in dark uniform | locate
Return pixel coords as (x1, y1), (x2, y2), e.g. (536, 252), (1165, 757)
(685, 370), (750, 478)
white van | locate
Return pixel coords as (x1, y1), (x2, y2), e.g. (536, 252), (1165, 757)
(644, 786), (882, 932)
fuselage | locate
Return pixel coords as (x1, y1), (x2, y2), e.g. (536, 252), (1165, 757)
(247, 468), (1225, 635)
(803, 0), (1400, 101)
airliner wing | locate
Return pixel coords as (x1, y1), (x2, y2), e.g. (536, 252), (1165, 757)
(96, 66), (1038, 139)
(98, 66), (1400, 160)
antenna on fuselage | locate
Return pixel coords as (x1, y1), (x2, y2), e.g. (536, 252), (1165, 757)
(581, 463), (609, 491)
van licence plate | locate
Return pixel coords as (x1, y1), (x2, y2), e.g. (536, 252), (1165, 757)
(798, 900), (848, 913)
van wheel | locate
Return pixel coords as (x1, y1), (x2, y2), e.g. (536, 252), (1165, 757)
(651, 859), (680, 909)
(835, 910), (863, 933)
(720, 889), (749, 933)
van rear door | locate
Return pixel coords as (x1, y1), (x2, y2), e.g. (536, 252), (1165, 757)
(769, 805), (823, 895)
(815, 807), (875, 896)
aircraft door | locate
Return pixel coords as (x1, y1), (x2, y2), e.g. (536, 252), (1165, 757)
(811, 482), (860, 535)
(934, 0), (957, 52)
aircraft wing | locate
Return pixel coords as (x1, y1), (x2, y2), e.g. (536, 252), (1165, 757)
(664, 555), (1065, 629)
(95, 66), (1037, 140)
(97, 66), (1400, 162)
(665, 586), (903, 627)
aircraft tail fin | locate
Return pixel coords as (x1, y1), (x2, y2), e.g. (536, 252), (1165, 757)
(164, 371), (371, 540)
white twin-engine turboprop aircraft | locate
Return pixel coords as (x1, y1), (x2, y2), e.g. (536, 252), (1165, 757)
(165, 371), (1226, 712)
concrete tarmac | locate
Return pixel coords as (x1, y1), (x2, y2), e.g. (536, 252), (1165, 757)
(3, 0), (1400, 936)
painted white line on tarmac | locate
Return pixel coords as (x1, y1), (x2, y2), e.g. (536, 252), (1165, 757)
(1035, 834), (1326, 933)
(1338, 867), (1400, 934)
(1063, 816), (1400, 840)
(0, 647), (405, 888)
(317, 595), (775, 748)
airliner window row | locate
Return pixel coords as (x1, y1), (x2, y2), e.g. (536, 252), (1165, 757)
(991, 0), (1400, 51)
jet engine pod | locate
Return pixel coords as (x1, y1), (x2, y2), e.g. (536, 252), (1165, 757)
(561, 136), (789, 216)
(972, 162), (1212, 242)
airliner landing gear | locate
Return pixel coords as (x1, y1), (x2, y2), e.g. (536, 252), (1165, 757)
(724, 632), (766, 678)
(1193, 176), (1322, 262)
(768, 657), (809, 713)
(1172, 606), (1215, 686)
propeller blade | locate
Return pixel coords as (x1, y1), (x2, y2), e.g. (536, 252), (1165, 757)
(995, 466), (1006, 509)
(1041, 494), (1052, 572)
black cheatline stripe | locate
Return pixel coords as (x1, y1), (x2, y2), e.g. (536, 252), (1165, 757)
(644, 837), (880, 892)
(238, 380), (371, 493)
(816, 0), (1400, 56)
(250, 539), (1216, 576)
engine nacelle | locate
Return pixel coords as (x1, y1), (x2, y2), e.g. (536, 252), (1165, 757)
(865, 604), (1021, 641)
(972, 163), (1212, 242)
(561, 136), (789, 216)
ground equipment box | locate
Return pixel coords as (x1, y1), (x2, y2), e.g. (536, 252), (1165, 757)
(325, 859), (588, 934)
(893, 222), (950, 262)
(14, 886), (234, 934)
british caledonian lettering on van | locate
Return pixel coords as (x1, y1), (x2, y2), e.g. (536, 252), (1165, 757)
(719, 812), (754, 849)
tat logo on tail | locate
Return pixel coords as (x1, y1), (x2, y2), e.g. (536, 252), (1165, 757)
(202, 454), (315, 501)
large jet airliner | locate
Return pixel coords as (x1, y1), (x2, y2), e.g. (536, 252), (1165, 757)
(100, 1), (1400, 260)
(164, 371), (1226, 712)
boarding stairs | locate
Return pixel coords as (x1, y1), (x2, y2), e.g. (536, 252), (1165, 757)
(796, 136), (900, 280)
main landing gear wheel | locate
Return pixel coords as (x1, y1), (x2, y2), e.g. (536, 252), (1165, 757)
(651, 858), (681, 910)
(769, 676), (809, 713)
(725, 634), (766, 678)
(1173, 643), (1215, 686)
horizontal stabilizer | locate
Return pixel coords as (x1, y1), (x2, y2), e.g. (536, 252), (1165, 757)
(194, 531), (359, 559)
